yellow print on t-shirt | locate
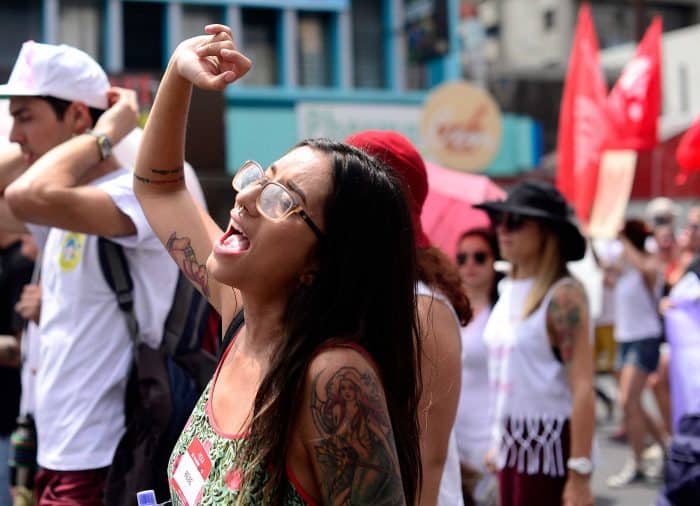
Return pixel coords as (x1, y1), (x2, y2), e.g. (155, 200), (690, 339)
(58, 233), (86, 272)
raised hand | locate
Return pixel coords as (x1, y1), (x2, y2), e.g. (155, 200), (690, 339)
(94, 86), (140, 145)
(173, 24), (252, 91)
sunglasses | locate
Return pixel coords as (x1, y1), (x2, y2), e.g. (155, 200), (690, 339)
(456, 251), (489, 266)
(232, 160), (324, 240)
(492, 212), (526, 232)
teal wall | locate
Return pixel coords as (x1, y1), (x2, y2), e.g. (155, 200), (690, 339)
(225, 105), (298, 172)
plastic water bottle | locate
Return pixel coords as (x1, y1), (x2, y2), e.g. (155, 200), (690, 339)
(136, 490), (157, 506)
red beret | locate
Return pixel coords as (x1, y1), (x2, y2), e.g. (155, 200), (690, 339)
(345, 130), (431, 249)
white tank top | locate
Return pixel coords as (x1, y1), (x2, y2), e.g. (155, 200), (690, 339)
(483, 277), (576, 477)
(456, 307), (492, 470)
(415, 281), (464, 506)
(614, 265), (663, 342)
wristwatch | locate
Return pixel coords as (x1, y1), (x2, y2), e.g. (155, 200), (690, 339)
(85, 129), (113, 160)
(567, 457), (594, 475)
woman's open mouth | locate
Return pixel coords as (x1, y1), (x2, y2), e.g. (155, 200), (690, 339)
(214, 222), (251, 256)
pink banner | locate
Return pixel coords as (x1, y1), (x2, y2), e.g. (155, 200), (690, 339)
(665, 302), (700, 432)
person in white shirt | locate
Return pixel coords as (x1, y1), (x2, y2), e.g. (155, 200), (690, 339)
(475, 180), (594, 506)
(0, 42), (179, 504)
(454, 227), (500, 506)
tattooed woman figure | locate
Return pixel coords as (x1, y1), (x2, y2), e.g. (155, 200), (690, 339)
(475, 181), (595, 506)
(133, 25), (421, 505)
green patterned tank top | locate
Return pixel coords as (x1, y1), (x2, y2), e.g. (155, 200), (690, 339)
(167, 373), (314, 505)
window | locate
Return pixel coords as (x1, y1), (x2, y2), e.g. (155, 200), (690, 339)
(298, 12), (332, 87)
(352, 0), (385, 88)
(58, 0), (103, 62)
(543, 9), (555, 31)
(241, 8), (278, 86)
(0, 0), (41, 76)
(123, 2), (165, 71)
(182, 5), (223, 40)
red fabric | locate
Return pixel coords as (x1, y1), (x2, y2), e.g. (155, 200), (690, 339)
(675, 115), (700, 184)
(555, 3), (610, 224)
(35, 467), (108, 506)
(345, 130), (431, 248)
(607, 17), (663, 151)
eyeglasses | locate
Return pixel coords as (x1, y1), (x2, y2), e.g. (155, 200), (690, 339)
(456, 251), (489, 266)
(232, 160), (324, 240)
(492, 212), (526, 232)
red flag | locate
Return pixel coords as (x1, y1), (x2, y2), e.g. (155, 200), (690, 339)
(556, 3), (609, 224)
(607, 17), (663, 150)
(675, 115), (700, 184)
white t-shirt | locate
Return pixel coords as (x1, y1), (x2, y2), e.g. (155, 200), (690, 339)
(613, 264), (663, 342)
(455, 307), (492, 471)
(26, 168), (179, 471)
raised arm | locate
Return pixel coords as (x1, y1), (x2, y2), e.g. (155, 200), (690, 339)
(133, 24), (251, 319)
(5, 89), (140, 237)
(300, 348), (407, 505)
(546, 280), (595, 506)
(0, 146), (30, 233)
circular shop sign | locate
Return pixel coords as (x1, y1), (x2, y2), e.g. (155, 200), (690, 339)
(421, 81), (502, 173)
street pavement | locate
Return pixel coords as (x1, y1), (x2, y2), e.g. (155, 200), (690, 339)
(591, 376), (663, 506)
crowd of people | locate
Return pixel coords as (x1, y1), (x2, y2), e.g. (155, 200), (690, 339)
(0, 23), (698, 506)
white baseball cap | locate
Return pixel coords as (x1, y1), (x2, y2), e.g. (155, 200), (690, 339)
(0, 41), (109, 110)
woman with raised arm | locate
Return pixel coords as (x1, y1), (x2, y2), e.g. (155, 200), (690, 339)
(133, 25), (421, 505)
(475, 181), (595, 506)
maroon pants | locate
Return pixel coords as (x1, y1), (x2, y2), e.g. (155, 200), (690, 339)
(498, 466), (567, 506)
(35, 467), (107, 506)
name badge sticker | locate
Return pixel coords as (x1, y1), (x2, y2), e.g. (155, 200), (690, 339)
(171, 438), (212, 505)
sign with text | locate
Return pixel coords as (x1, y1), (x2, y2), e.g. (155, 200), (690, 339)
(296, 102), (422, 144)
(421, 81), (502, 173)
(588, 150), (638, 238)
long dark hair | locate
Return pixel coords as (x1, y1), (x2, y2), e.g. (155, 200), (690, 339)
(457, 227), (501, 306)
(236, 139), (422, 504)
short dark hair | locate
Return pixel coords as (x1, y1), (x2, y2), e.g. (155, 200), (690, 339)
(39, 96), (103, 126)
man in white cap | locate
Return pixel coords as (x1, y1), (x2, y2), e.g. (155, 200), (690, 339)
(0, 41), (184, 504)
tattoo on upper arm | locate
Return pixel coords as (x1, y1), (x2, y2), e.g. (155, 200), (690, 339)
(310, 366), (405, 506)
(166, 232), (210, 297)
(547, 284), (584, 363)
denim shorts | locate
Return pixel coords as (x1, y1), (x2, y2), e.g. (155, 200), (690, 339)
(616, 337), (661, 374)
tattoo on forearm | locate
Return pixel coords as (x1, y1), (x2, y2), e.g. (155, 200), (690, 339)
(310, 366), (405, 506)
(166, 232), (210, 297)
(548, 284), (584, 363)
(151, 167), (184, 176)
(134, 173), (185, 185)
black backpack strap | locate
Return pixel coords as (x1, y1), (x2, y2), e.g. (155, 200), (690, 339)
(218, 310), (244, 361)
(97, 237), (139, 344)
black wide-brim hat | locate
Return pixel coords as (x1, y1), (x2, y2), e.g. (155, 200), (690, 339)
(474, 180), (586, 261)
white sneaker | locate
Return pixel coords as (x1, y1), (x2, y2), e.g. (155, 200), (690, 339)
(607, 459), (647, 488)
(642, 443), (664, 461)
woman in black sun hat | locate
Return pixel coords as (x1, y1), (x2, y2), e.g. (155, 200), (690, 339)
(475, 180), (595, 506)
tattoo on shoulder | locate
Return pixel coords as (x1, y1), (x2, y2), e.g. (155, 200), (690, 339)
(166, 232), (210, 297)
(547, 284), (585, 363)
(310, 366), (405, 506)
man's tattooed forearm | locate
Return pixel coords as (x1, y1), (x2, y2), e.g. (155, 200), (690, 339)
(166, 232), (210, 297)
(310, 366), (405, 505)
